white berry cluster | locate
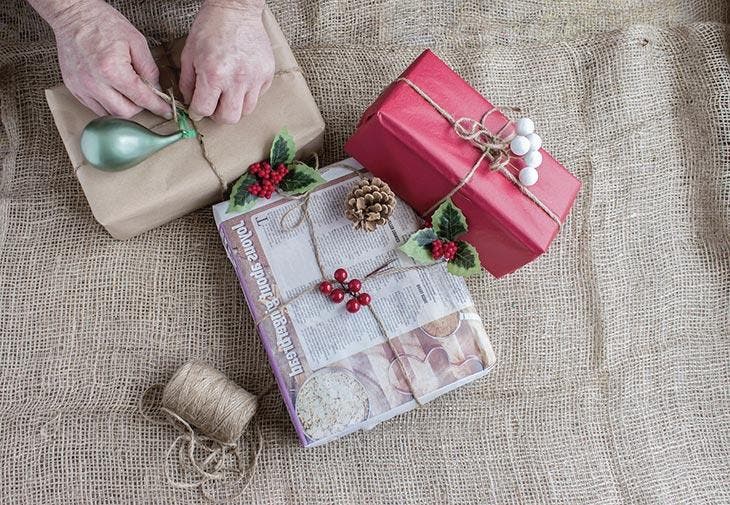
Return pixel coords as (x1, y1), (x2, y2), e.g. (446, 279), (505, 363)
(509, 118), (543, 186)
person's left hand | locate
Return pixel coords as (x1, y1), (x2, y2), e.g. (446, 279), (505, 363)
(180, 0), (274, 124)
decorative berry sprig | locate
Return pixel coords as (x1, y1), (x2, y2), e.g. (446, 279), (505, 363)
(318, 268), (372, 314)
(227, 128), (325, 213)
(246, 162), (289, 199)
(430, 239), (458, 261)
(400, 199), (481, 277)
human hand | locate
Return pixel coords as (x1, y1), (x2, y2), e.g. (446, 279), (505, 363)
(48, 0), (171, 118)
(180, 0), (274, 124)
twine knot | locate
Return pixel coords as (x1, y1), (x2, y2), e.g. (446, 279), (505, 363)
(144, 81), (228, 195)
(452, 112), (514, 173)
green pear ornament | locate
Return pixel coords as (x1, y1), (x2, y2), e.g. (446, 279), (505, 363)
(80, 111), (196, 172)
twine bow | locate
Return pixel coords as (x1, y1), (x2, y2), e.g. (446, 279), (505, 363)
(396, 77), (562, 225)
(452, 112), (515, 171)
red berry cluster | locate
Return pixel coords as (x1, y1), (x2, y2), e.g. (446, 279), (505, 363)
(318, 268), (371, 314)
(247, 161), (289, 199)
(431, 239), (458, 261)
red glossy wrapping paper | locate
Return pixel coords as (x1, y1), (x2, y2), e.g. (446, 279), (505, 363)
(345, 50), (580, 278)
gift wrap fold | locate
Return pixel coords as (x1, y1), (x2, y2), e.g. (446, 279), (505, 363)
(214, 159), (496, 447)
(46, 8), (325, 239)
(346, 50), (580, 277)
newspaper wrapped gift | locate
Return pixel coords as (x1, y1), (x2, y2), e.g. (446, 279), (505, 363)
(45, 8), (324, 239)
(213, 159), (497, 447)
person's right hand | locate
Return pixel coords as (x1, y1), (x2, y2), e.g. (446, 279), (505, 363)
(49, 0), (171, 118)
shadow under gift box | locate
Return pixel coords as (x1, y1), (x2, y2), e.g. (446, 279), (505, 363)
(45, 8), (324, 240)
(345, 50), (580, 278)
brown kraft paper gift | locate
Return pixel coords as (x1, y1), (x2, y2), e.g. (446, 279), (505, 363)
(45, 8), (325, 239)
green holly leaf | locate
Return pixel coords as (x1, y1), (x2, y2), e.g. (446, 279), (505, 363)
(269, 128), (296, 166)
(176, 109), (196, 138)
(412, 227), (438, 246)
(446, 241), (481, 277)
(432, 199), (468, 241)
(400, 228), (438, 264)
(227, 171), (258, 213)
(278, 162), (325, 195)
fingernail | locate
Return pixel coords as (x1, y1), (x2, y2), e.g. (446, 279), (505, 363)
(164, 111), (173, 120)
(189, 113), (202, 121)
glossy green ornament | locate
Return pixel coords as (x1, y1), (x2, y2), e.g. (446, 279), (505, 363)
(80, 113), (196, 172)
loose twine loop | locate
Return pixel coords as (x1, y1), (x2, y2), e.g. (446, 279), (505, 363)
(140, 360), (274, 503)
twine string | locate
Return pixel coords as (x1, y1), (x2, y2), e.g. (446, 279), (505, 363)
(160, 408), (261, 499)
(193, 124), (229, 196)
(253, 164), (452, 404)
(145, 82), (228, 195)
(144, 66), (305, 197)
(139, 363), (276, 502)
(161, 409), (231, 482)
(167, 88), (178, 124)
(277, 155), (361, 233)
(201, 425), (264, 504)
(395, 77), (562, 225)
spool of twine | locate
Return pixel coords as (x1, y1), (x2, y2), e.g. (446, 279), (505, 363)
(141, 360), (267, 503)
(161, 360), (257, 444)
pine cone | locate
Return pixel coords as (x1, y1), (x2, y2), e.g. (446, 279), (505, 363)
(345, 177), (397, 232)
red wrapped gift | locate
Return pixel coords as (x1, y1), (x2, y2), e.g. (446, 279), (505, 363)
(345, 50), (580, 278)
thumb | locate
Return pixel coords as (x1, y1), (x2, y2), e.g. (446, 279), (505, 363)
(129, 39), (160, 88)
(179, 48), (195, 105)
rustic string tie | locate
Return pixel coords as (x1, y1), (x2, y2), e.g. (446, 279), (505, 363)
(252, 249), (436, 406)
(396, 77), (562, 225)
(253, 165), (494, 405)
(140, 361), (275, 503)
(145, 81), (228, 196)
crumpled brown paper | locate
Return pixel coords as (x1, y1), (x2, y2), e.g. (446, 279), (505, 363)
(45, 8), (325, 239)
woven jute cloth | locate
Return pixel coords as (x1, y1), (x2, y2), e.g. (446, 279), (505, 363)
(1, 1), (728, 503)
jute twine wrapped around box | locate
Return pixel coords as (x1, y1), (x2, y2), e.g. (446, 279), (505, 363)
(256, 161), (494, 404)
(146, 79), (299, 198)
(394, 77), (562, 225)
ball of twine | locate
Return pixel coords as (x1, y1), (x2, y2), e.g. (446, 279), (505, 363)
(141, 360), (265, 503)
(161, 360), (258, 445)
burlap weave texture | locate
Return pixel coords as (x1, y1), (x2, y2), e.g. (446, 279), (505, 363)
(1, 1), (728, 503)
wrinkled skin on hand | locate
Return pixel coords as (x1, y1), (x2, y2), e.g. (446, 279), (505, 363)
(52, 0), (171, 118)
(180, 1), (274, 124)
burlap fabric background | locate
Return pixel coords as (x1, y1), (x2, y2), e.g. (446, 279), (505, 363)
(1, 1), (728, 503)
